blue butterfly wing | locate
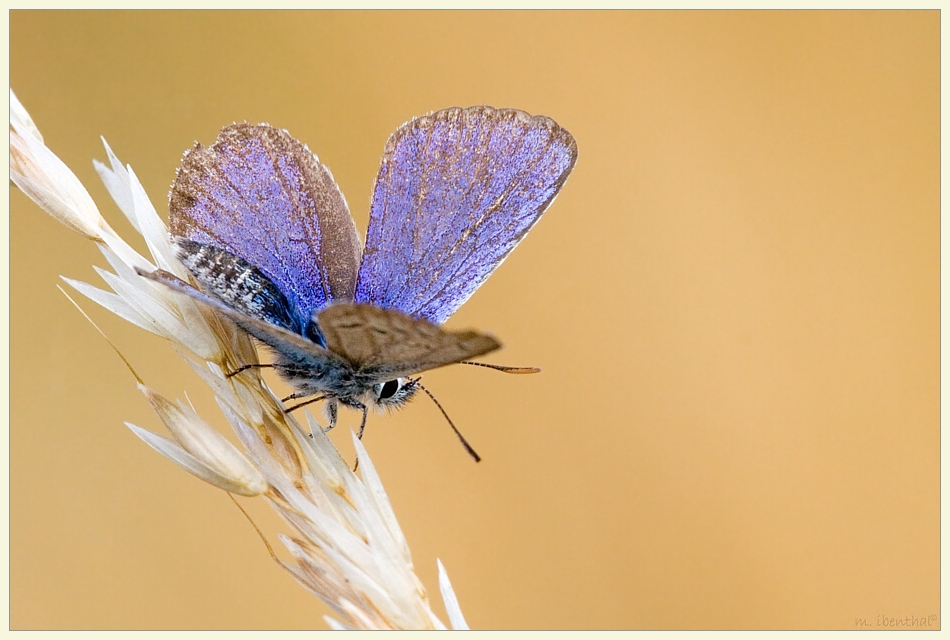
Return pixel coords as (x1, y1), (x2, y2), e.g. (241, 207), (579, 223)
(353, 107), (577, 325)
(169, 123), (362, 328)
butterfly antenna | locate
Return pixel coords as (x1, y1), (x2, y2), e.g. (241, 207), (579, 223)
(459, 361), (541, 374)
(418, 382), (481, 463)
(285, 395), (329, 413)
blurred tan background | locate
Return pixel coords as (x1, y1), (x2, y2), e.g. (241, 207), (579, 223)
(10, 11), (938, 630)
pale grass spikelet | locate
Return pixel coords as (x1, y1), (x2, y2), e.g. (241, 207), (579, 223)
(439, 558), (471, 630)
(11, 117), (105, 239)
(11, 89), (469, 630)
(130, 384), (268, 497)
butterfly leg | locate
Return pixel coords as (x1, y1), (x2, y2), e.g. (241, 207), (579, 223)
(227, 363), (275, 379)
(322, 401), (338, 433)
(285, 394), (327, 409)
(350, 404), (369, 473)
(356, 404), (368, 440)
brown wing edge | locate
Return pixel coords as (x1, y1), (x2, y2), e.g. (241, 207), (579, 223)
(168, 123), (363, 303)
(381, 106), (578, 181)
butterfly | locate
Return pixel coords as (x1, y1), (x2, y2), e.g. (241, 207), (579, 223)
(140, 106), (577, 460)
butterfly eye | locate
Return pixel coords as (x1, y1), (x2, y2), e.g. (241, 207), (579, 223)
(378, 379), (400, 400)
(372, 377), (420, 408)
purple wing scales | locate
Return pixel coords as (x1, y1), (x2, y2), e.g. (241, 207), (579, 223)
(169, 124), (361, 327)
(354, 107), (577, 325)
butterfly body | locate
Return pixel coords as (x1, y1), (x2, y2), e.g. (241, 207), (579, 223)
(146, 107), (576, 446)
